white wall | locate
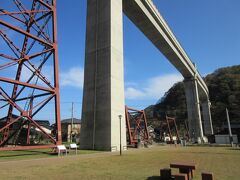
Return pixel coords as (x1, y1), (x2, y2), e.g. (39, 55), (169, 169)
(215, 135), (238, 144)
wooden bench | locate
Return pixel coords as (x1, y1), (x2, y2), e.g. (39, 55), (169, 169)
(170, 162), (196, 180)
(201, 172), (214, 180)
(160, 168), (172, 180)
(174, 173), (188, 180)
(57, 145), (67, 156)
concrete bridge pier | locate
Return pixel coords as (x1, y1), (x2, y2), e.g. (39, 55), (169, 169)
(79, 0), (212, 148)
(184, 78), (204, 143)
(201, 100), (214, 135)
(80, 0), (126, 151)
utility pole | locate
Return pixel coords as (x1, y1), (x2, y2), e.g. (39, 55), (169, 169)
(71, 102), (74, 143)
(226, 108), (233, 147)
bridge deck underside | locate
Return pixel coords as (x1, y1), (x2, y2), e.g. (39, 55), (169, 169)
(123, 0), (208, 99)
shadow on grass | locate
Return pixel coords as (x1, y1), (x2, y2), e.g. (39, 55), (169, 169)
(146, 176), (161, 180)
(229, 148), (240, 151)
(175, 150), (228, 155)
(147, 176), (175, 180)
(0, 150), (57, 158)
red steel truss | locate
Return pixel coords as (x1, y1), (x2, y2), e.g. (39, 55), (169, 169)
(161, 116), (180, 143)
(125, 106), (149, 145)
(0, 0), (62, 150)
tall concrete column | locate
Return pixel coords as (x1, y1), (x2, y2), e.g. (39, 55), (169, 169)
(184, 78), (204, 143)
(80, 0), (126, 151)
(202, 100), (214, 135)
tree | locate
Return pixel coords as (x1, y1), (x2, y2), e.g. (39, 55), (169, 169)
(146, 65), (240, 132)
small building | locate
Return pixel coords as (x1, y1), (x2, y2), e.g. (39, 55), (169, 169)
(34, 120), (52, 135)
(0, 114), (24, 130)
(61, 118), (81, 143)
(215, 122), (240, 143)
(215, 135), (238, 144)
(222, 123), (240, 142)
(0, 115), (51, 133)
(0, 115), (52, 144)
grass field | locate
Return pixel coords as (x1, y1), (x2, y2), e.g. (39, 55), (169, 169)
(0, 148), (99, 161)
(0, 146), (239, 179)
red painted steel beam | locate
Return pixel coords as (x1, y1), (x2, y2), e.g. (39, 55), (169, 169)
(127, 107), (144, 113)
(0, 54), (18, 61)
(29, 48), (53, 59)
(35, 11), (51, 22)
(0, 77), (55, 92)
(125, 106), (133, 144)
(0, 87), (24, 113)
(30, 94), (54, 113)
(125, 106), (149, 145)
(165, 116), (181, 142)
(27, 116), (56, 143)
(36, 0), (52, 10)
(15, 92), (51, 102)
(166, 116), (173, 141)
(14, 53), (52, 99)
(0, 30), (22, 56)
(0, 61), (19, 71)
(24, 62), (54, 89)
(0, 116), (22, 133)
(0, 9), (26, 23)
(0, 10), (50, 16)
(52, 0), (62, 144)
(143, 110), (149, 139)
(31, 95), (54, 117)
(0, 20), (53, 47)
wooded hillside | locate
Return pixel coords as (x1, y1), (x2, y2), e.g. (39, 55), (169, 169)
(145, 65), (240, 132)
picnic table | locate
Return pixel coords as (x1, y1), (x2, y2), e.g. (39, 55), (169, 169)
(170, 162), (196, 180)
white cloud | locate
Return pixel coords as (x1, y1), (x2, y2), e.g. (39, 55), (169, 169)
(125, 74), (183, 100)
(125, 87), (145, 99)
(60, 67), (84, 89)
(8, 65), (84, 89)
(20, 65), (53, 85)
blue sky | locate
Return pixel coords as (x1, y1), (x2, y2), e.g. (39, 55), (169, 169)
(1, 0), (240, 122)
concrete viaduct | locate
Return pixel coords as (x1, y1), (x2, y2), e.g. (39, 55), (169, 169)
(80, 0), (214, 151)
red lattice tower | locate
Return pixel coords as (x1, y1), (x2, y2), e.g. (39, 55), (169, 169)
(0, 0), (62, 150)
(125, 106), (149, 145)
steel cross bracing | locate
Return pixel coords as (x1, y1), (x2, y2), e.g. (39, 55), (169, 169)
(0, 0), (61, 150)
(160, 116), (180, 143)
(125, 106), (149, 145)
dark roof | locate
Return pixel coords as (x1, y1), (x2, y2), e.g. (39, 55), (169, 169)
(0, 114), (21, 122)
(61, 118), (81, 124)
(35, 120), (51, 129)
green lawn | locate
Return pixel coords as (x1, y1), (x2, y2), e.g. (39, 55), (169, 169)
(0, 148), (99, 161)
(0, 146), (239, 180)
